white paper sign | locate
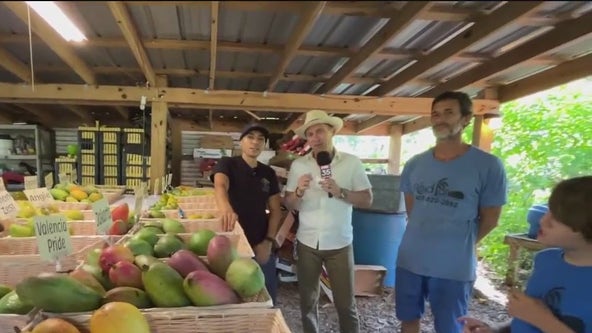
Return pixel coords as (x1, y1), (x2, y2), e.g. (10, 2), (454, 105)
(58, 173), (71, 184)
(24, 188), (55, 207)
(0, 190), (18, 217)
(0, 178), (5, 192)
(167, 173), (172, 186)
(24, 176), (38, 190)
(133, 182), (146, 217)
(92, 198), (113, 234)
(33, 215), (73, 262)
(45, 173), (54, 189)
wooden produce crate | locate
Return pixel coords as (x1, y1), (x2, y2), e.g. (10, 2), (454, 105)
(0, 235), (122, 287)
(3, 219), (100, 236)
(161, 209), (220, 219)
(53, 201), (91, 210)
(43, 305), (288, 333)
(178, 202), (217, 210)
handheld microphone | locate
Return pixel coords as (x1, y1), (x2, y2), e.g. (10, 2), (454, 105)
(316, 151), (333, 198)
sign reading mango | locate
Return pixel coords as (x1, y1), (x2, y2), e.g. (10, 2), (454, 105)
(0, 190), (17, 217)
(33, 215), (73, 262)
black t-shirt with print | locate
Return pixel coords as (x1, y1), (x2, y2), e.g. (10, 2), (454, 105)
(210, 156), (280, 246)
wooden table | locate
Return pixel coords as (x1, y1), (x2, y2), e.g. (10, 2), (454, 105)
(503, 233), (549, 287)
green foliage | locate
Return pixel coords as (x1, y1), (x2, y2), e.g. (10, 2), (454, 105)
(479, 80), (592, 276)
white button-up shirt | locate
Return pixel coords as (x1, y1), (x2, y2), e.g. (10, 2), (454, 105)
(286, 151), (372, 250)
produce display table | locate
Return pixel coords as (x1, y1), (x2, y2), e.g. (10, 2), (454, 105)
(503, 233), (549, 287)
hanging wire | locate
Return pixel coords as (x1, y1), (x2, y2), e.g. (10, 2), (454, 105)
(27, 3), (35, 91)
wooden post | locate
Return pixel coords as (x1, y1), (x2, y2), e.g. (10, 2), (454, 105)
(388, 124), (403, 175)
(170, 118), (182, 187)
(150, 75), (169, 192)
(472, 88), (498, 152)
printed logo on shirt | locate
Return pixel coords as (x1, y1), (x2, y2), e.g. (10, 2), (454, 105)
(261, 178), (270, 193)
(544, 287), (586, 333)
(413, 178), (465, 208)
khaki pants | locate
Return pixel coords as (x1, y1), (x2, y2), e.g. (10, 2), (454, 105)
(296, 241), (359, 333)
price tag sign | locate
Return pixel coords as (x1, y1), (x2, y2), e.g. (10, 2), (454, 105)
(58, 173), (71, 184)
(133, 182), (146, 217)
(0, 190), (18, 217)
(45, 172), (54, 189)
(33, 215), (73, 262)
(0, 178), (5, 191)
(24, 176), (38, 190)
(24, 188), (55, 207)
(92, 198), (113, 234)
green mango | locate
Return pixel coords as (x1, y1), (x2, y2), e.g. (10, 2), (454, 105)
(102, 286), (152, 309)
(16, 273), (102, 313)
(142, 262), (190, 308)
(0, 290), (34, 314)
(153, 233), (186, 258)
(0, 284), (12, 300)
(162, 218), (186, 234)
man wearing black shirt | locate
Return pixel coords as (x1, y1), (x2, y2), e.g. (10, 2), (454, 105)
(210, 124), (282, 304)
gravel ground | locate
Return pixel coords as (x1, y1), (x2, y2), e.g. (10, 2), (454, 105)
(276, 283), (511, 333)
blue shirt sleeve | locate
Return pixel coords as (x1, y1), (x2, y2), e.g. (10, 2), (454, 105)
(479, 156), (507, 207)
(400, 156), (415, 194)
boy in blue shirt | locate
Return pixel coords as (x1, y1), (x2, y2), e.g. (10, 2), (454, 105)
(396, 91), (508, 333)
(460, 176), (592, 333)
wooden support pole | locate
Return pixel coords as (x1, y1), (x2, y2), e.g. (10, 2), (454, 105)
(150, 75), (169, 192)
(471, 88), (497, 152)
(170, 118), (182, 187)
(388, 124), (403, 175)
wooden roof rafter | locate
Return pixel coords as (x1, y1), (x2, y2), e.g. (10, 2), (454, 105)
(207, 1), (219, 129)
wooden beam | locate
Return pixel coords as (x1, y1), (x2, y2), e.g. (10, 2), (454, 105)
(472, 88), (497, 152)
(425, 10), (592, 97)
(114, 106), (128, 119)
(169, 117), (182, 186)
(208, 1), (219, 128)
(498, 53), (592, 103)
(268, 2), (326, 91)
(150, 75), (168, 192)
(317, 2), (431, 94)
(243, 110), (261, 121)
(4, 1), (96, 85)
(0, 47), (32, 83)
(0, 82), (499, 116)
(0, 110), (13, 123)
(65, 105), (94, 124)
(108, 1), (157, 85)
(356, 116), (394, 134)
(402, 116), (432, 135)
(14, 104), (52, 124)
(388, 125), (403, 175)
(371, 2), (544, 96)
(283, 113), (303, 133)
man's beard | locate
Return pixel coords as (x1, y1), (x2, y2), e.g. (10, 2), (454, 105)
(432, 123), (463, 140)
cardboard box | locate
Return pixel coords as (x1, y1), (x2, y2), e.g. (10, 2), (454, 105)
(320, 265), (387, 302)
(200, 134), (234, 149)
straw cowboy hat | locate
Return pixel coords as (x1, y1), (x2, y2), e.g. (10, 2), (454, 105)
(294, 110), (344, 138)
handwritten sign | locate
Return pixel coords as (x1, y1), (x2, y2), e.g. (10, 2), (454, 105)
(0, 190), (17, 217)
(0, 178), (5, 191)
(33, 215), (73, 262)
(92, 198), (112, 234)
(24, 188), (55, 207)
(45, 172), (54, 189)
(58, 173), (70, 184)
(133, 182), (146, 217)
(24, 176), (38, 190)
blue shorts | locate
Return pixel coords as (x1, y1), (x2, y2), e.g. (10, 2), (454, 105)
(395, 267), (474, 333)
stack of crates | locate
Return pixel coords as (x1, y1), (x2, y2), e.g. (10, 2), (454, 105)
(77, 126), (100, 185)
(54, 156), (77, 184)
(99, 127), (122, 186)
(122, 128), (151, 192)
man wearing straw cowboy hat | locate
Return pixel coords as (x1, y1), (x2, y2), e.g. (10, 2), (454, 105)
(210, 123), (283, 305)
(285, 110), (373, 333)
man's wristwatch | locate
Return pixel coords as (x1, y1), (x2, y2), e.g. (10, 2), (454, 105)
(339, 188), (348, 200)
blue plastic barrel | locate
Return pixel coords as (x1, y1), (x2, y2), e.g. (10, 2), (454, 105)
(527, 204), (548, 238)
(352, 209), (406, 287)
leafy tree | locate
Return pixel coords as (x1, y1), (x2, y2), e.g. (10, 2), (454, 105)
(480, 79), (592, 276)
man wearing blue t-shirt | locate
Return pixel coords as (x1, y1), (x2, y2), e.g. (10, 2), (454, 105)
(396, 91), (508, 333)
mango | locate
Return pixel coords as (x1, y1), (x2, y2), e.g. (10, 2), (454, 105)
(225, 258), (266, 298)
(90, 302), (150, 333)
(162, 218), (186, 234)
(70, 190), (88, 201)
(16, 273), (102, 313)
(9, 223), (34, 237)
(153, 233), (186, 258)
(124, 238), (154, 256)
(109, 261), (143, 289)
(188, 229), (216, 256)
(69, 268), (106, 295)
(49, 188), (69, 201)
(102, 287), (152, 309)
(168, 249), (209, 277)
(148, 210), (165, 218)
(31, 318), (80, 333)
(88, 192), (102, 203)
(0, 284), (12, 299)
(207, 235), (238, 278)
(142, 262), (191, 307)
(0, 290), (33, 314)
(65, 196), (79, 203)
(16, 205), (37, 218)
(132, 228), (160, 246)
(134, 255), (159, 270)
(64, 210), (84, 221)
(99, 245), (134, 273)
(81, 264), (114, 291)
(183, 270), (239, 306)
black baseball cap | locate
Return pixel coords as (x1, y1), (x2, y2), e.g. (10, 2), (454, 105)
(240, 123), (269, 141)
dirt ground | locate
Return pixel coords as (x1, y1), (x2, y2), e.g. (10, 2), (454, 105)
(276, 282), (511, 333)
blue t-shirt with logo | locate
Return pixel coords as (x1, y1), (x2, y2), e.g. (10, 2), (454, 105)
(511, 248), (592, 333)
(398, 146), (507, 281)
